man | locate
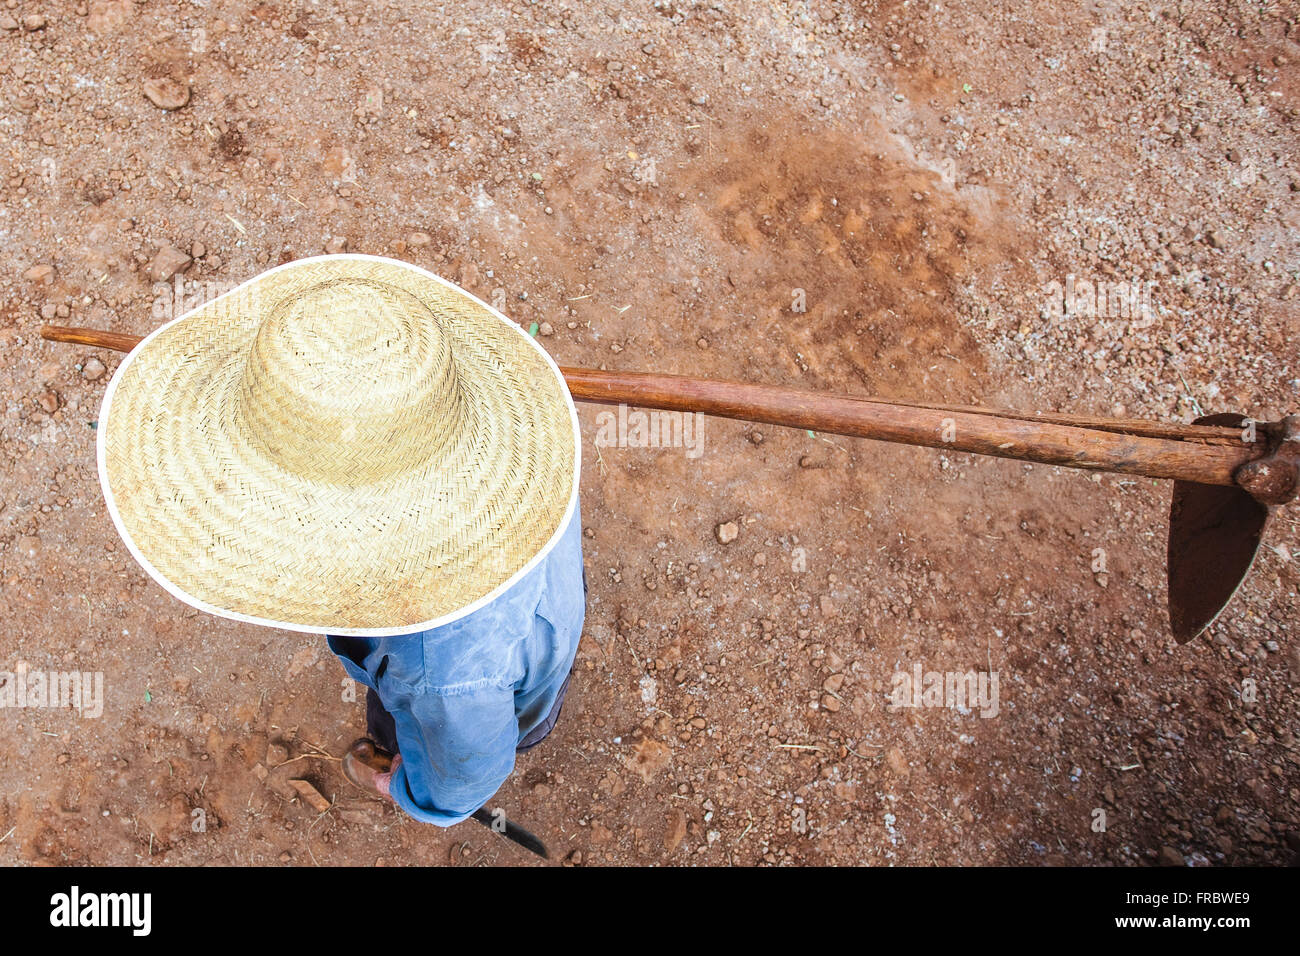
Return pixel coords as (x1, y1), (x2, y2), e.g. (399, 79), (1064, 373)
(95, 254), (585, 828)
(328, 511), (586, 823)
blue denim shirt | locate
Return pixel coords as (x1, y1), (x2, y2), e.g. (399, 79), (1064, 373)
(327, 506), (585, 826)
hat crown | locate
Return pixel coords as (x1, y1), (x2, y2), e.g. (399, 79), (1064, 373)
(233, 278), (464, 485)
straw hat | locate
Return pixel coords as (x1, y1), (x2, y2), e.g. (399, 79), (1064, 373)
(98, 255), (580, 636)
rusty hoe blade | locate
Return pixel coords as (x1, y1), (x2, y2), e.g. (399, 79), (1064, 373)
(1167, 414), (1272, 643)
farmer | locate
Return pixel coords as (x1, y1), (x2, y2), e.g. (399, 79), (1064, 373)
(95, 255), (585, 827)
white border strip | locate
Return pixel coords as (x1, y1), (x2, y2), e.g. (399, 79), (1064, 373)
(97, 253), (582, 638)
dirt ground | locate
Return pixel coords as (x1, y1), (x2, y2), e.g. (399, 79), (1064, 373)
(1, 0), (1297, 867)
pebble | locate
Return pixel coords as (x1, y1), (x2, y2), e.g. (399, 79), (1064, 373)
(325, 237), (348, 254)
(664, 808), (688, 851)
(88, 1), (134, 33)
(407, 231), (432, 247)
(23, 264), (55, 283)
(23, 14), (47, 31)
(538, 321), (554, 336)
(886, 746), (910, 779)
(142, 77), (191, 111)
(716, 521), (739, 544)
(0, 15), (18, 31)
(38, 389), (60, 414)
(148, 244), (191, 282)
(1157, 845), (1185, 867)
(288, 779), (331, 813)
(81, 357), (107, 381)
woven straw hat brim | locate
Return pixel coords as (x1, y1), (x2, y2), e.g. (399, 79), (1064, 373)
(98, 255), (579, 636)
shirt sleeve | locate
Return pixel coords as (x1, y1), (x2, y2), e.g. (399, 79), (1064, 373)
(384, 678), (521, 827)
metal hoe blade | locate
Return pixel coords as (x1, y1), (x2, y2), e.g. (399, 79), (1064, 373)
(471, 807), (550, 859)
(1167, 413), (1270, 643)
